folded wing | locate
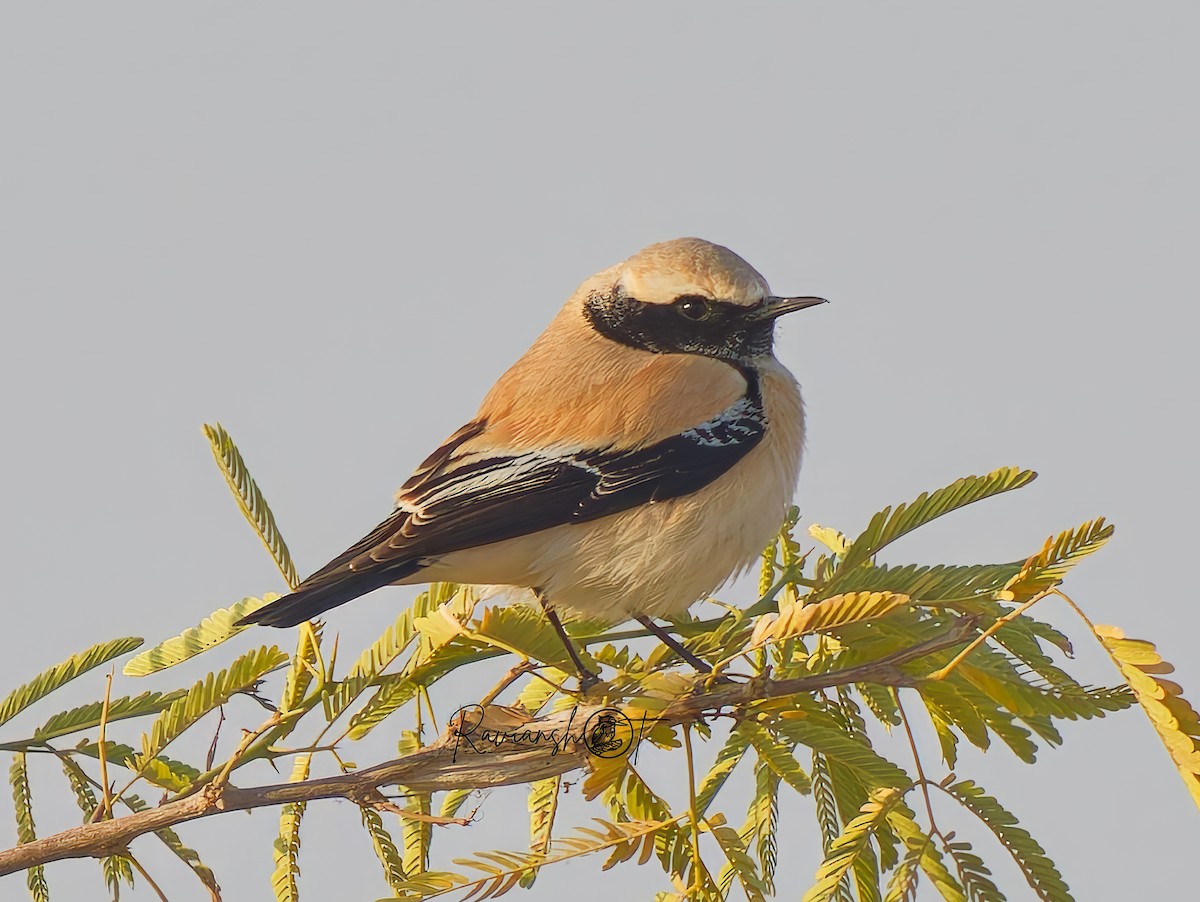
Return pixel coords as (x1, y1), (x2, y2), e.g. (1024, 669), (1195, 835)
(239, 380), (766, 626)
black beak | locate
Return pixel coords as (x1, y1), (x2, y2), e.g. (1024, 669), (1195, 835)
(748, 295), (828, 321)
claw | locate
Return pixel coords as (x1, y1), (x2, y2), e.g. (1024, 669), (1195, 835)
(577, 670), (602, 694)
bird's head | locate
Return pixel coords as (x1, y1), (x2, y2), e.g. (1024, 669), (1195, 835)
(579, 237), (825, 362)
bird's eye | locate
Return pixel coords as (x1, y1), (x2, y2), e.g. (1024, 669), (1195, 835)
(676, 297), (712, 321)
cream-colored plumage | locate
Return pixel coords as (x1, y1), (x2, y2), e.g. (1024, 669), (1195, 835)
(408, 357), (803, 622)
(241, 237), (823, 681)
(396, 239), (806, 618)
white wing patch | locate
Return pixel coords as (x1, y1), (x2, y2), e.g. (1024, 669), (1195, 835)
(398, 389), (767, 523)
(680, 395), (766, 448)
(402, 447), (599, 515)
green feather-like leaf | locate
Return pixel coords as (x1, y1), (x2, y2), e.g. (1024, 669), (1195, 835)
(402, 793), (432, 877)
(884, 805), (965, 902)
(361, 804), (408, 894)
(621, 768), (671, 826)
(329, 603), (423, 725)
(134, 645), (288, 783)
(811, 752), (855, 902)
(711, 817), (769, 902)
(518, 776), (560, 888)
(118, 792), (221, 899)
(738, 720), (812, 795)
(124, 595), (279, 676)
(272, 753), (310, 902)
(58, 756), (99, 821)
(440, 789), (474, 820)
(779, 719), (911, 790)
(1093, 624), (1200, 808)
(16, 691), (184, 746)
(944, 779), (1072, 901)
(834, 468), (1036, 577)
(380, 870), (470, 899)
(204, 422), (299, 588)
(0, 636), (142, 728)
(944, 840), (1006, 902)
(60, 758), (138, 894)
(758, 592), (911, 646)
(279, 621), (323, 715)
(695, 728), (751, 817)
(473, 604), (601, 672)
(830, 561), (1023, 603)
(72, 740), (201, 791)
(513, 666), (567, 716)
(883, 843), (921, 902)
(334, 584), (469, 735)
(344, 675), (422, 743)
(102, 847), (136, 897)
(385, 819), (675, 901)
(1000, 518), (1113, 602)
(752, 759), (781, 892)
(802, 788), (904, 902)
(10, 752), (49, 902)
(856, 682), (902, 728)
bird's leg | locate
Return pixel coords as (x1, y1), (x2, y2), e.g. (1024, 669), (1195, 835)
(636, 615), (714, 674)
(537, 594), (601, 691)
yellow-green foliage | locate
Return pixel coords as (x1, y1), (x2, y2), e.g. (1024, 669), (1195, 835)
(1, 426), (1194, 902)
(9, 752), (48, 902)
(0, 638), (143, 729)
(123, 594), (280, 676)
(203, 422), (299, 589)
(272, 753), (311, 902)
(1093, 626), (1200, 807)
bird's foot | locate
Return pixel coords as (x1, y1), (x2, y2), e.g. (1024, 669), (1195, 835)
(694, 669), (735, 694)
(576, 669), (603, 694)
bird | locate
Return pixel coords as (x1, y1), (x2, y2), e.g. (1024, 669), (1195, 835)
(238, 237), (825, 689)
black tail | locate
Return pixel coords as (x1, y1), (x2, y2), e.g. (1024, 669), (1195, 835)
(237, 564), (417, 628)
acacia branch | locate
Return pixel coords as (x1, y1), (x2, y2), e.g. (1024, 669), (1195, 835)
(0, 616), (978, 878)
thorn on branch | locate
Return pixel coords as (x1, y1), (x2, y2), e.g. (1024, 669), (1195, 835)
(241, 680), (278, 712)
(205, 707), (226, 771)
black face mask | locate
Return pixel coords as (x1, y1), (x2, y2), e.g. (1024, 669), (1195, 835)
(583, 288), (776, 362)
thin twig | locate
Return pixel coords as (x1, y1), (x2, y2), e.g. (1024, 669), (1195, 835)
(205, 707), (226, 772)
(896, 691), (941, 840)
(683, 724), (703, 896)
(364, 793), (476, 827)
(91, 667), (115, 823)
(1051, 588), (1092, 627)
(927, 594), (1048, 681)
(124, 850), (169, 902)
(479, 661), (537, 707)
(211, 713), (282, 792)
(524, 667), (571, 699)
(421, 685), (440, 735)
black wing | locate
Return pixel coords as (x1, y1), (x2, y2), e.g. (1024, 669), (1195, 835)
(239, 380), (765, 627)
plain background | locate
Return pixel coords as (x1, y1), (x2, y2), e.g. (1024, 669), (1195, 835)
(1, 3), (1196, 899)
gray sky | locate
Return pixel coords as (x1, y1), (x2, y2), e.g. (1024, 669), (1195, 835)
(2, 3), (1197, 900)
